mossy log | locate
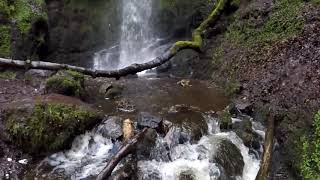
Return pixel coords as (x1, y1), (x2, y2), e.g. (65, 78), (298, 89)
(256, 114), (275, 180)
(0, 0), (228, 79)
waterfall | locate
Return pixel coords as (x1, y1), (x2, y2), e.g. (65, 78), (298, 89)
(119, 0), (154, 68)
(94, 0), (167, 70)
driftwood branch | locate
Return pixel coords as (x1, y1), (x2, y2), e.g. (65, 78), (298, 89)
(96, 128), (148, 180)
(0, 0), (228, 79)
(256, 114), (275, 180)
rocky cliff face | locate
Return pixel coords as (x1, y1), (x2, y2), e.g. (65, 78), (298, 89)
(44, 0), (121, 67)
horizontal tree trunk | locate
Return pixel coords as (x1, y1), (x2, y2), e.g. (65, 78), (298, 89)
(96, 128), (148, 180)
(0, 0), (228, 79)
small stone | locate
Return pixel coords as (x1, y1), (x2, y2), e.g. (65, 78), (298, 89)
(18, 159), (28, 165)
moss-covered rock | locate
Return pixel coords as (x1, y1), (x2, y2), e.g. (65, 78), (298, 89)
(3, 94), (102, 155)
(45, 70), (85, 97)
(217, 108), (233, 130)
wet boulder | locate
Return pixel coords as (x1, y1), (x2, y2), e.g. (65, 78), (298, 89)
(99, 83), (125, 99)
(137, 112), (162, 129)
(179, 170), (196, 180)
(2, 94), (102, 155)
(233, 119), (261, 150)
(213, 139), (244, 177)
(111, 157), (137, 180)
(136, 129), (158, 160)
(95, 116), (123, 140)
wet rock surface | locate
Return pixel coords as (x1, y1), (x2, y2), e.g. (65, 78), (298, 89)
(96, 116), (123, 140)
(213, 139), (244, 177)
(137, 112), (163, 129)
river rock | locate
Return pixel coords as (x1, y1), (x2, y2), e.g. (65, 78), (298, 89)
(233, 119), (261, 150)
(99, 83), (125, 99)
(95, 116), (123, 140)
(179, 170), (196, 180)
(137, 112), (162, 129)
(111, 157), (137, 180)
(213, 139), (244, 177)
(136, 129), (158, 160)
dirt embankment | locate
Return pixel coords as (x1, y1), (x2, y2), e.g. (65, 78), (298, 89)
(190, 0), (320, 179)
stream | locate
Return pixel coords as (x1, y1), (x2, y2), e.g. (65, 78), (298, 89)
(28, 0), (264, 179)
(28, 76), (264, 180)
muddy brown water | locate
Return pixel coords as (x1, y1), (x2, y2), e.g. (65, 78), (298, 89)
(91, 76), (229, 118)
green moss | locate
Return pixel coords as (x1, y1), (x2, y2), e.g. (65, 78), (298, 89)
(211, 45), (224, 68)
(0, 25), (11, 57)
(226, 0), (305, 47)
(230, 0), (241, 8)
(225, 79), (241, 96)
(13, 0), (46, 36)
(6, 103), (99, 154)
(0, 71), (16, 79)
(45, 70), (85, 97)
(311, 0), (320, 5)
(218, 108), (233, 130)
(299, 111), (320, 179)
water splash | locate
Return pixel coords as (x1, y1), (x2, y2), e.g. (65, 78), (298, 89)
(38, 114), (263, 180)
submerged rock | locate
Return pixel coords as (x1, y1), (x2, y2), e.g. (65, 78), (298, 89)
(2, 94), (102, 155)
(213, 139), (244, 177)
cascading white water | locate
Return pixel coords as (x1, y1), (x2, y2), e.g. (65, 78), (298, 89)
(38, 115), (263, 180)
(93, 0), (168, 70)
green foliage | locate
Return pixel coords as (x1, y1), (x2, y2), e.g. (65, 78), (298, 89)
(0, 71), (16, 79)
(226, 0), (305, 47)
(311, 0), (320, 5)
(225, 79), (241, 96)
(0, 25), (11, 57)
(218, 108), (233, 129)
(211, 45), (224, 68)
(13, 0), (46, 36)
(300, 111), (320, 179)
(6, 103), (99, 154)
(45, 70), (85, 97)
(230, 0), (241, 8)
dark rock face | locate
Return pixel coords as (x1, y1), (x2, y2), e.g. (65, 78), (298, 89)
(157, 49), (200, 78)
(151, 0), (216, 38)
(137, 112), (162, 129)
(214, 139), (244, 177)
(96, 116), (123, 140)
(44, 0), (121, 67)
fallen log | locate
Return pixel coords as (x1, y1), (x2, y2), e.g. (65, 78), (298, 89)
(0, 0), (229, 79)
(255, 114), (275, 180)
(96, 128), (148, 180)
